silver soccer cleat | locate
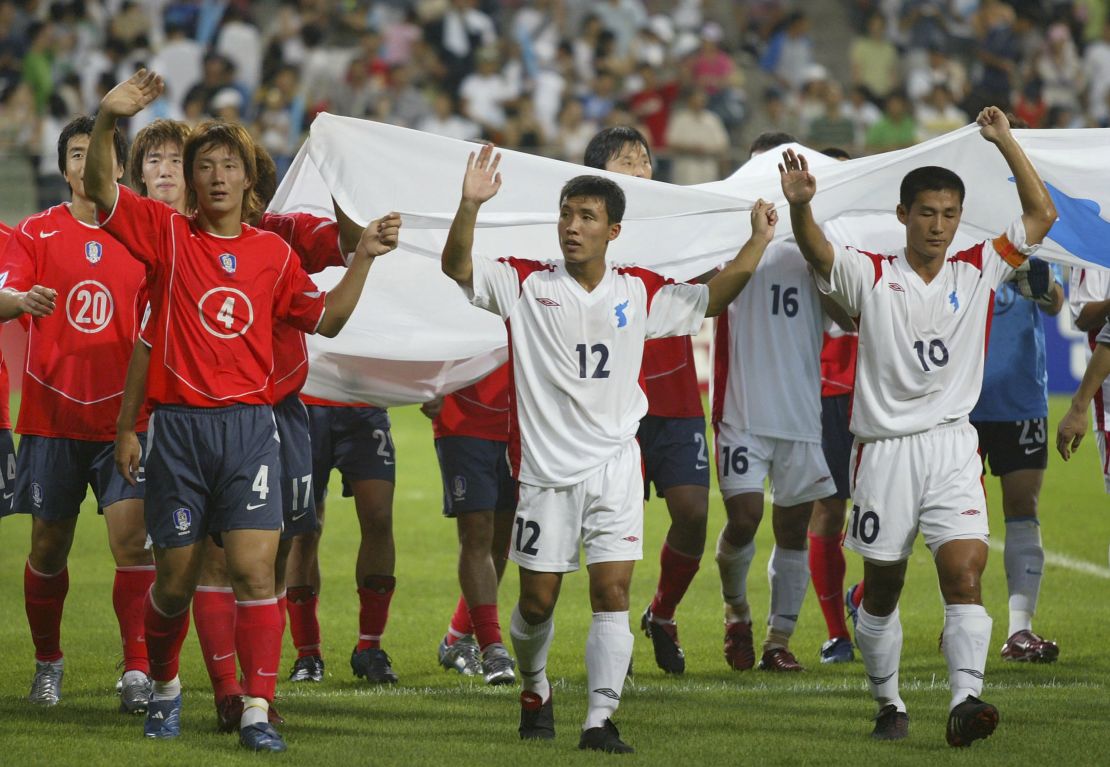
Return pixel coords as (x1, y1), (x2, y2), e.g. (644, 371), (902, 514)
(29, 659), (64, 706)
(482, 642), (517, 686)
(119, 670), (152, 714)
(438, 635), (482, 676)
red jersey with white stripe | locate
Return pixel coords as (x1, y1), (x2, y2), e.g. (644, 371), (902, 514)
(1068, 266), (1110, 432)
(712, 240), (825, 442)
(258, 211), (345, 402)
(0, 221), (12, 430)
(817, 218), (1034, 440)
(642, 336), (704, 418)
(0, 204), (147, 439)
(434, 362), (511, 441)
(820, 325), (858, 397)
(468, 256), (708, 486)
(99, 185), (326, 407)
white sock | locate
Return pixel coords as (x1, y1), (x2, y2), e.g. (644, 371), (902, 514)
(716, 531), (754, 623)
(151, 675), (181, 701)
(584, 611), (633, 730)
(241, 695), (268, 728)
(1004, 517), (1043, 635)
(766, 546), (809, 644)
(855, 606), (906, 713)
(122, 669), (147, 685)
(510, 605), (553, 702)
(943, 603), (992, 710)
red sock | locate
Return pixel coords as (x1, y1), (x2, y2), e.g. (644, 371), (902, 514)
(808, 532), (849, 640)
(356, 576), (395, 651)
(236, 599), (283, 702)
(277, 591), (288, 638)
(114, 566), (155, 674)
(193, 587), (241, 698)
(470, 603), (502, 650)
(446, 595), (471, 645)
(144, 591), (190, 682)
(24, 562), (68, 662)
(851, 580), (864, 608)
(649, 542), (701, 622)
(287, 585), (322, 658)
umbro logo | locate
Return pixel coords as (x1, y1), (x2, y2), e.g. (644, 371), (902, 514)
(535, 297), (560, 307)
(593, 687), (621, 701)
(868, 672), (896, 685)
(959, 668), (984, 680)
(888, 282), (904, 293)
(622, 535), (639, 543)
(960, 509), (981, 516)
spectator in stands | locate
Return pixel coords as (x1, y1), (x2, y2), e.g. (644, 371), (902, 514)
(968, 0), (1020, 112)
(760, 11), (814, 92)
(150, 19), (203, 113)
(808, 81), (855, 149)
(417, 90), (481, 142)
(425, 0), (497, 95)
(666, 87), (729, 185)
(629, 63), (679, 149)
(459, 46), (517, 135)
(21, 21), (54, 114)
(906, 42), (969, 104)
(865, 90), (917, 152)
(555, 97), (597, 162)
(915, 84), (969, 141)
(851, 13), (899, 100)
(1036, 23), (1083, 112)
(1083, 20), (1110, 125)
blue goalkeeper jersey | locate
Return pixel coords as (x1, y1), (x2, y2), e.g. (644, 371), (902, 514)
(970, 265), (1062, 422)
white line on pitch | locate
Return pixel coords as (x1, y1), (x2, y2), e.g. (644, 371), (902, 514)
(990, 541), (1110, 579)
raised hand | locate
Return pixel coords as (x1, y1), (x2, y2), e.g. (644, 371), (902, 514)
(19, 285), (56, 317)
(1056, 406), (1088, 460)
(461, 144), (503, 206)
(358, 211), (402, 258)
(101, 69), (165, 119)
(419, 397), (444, 420)
(976, 106), (1011, 145)
(778, 149), (816, 206)
(750, 199), (778, 244)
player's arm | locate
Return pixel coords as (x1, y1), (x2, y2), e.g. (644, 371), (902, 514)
(87, 70), (165, 214)
(1074, 299), (1110, 331)
(0, 286), (56, 319)
(442, 144), (502, 290)
(779, 149), (835, 281)
(333, 197), (366, 257)
(820, 291), (857, 332)
(115, 340), (150, 485)
(705, 199), (777, 317)
(977, 106), (1056, 246)
(1057, 337), (1110, 459)
(315, 212), (402, 337)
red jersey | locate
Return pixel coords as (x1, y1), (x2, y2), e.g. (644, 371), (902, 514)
(819, 330), (858, 398)
(433, 362), (510, 442)
(0, 205), (147, 439)
(642, 336), (704, 419)
(258, 211), (345, 402)
(100, 185), (326, 407)
(0, 221), (11, 430)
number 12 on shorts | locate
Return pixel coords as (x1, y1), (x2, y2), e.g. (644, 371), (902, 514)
(514, 517), (540, 555)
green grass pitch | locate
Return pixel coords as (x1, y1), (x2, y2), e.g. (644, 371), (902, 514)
(0, 397), (1107, 765)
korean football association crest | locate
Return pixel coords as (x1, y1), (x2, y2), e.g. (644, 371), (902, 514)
(84, 241), (103, 265)
(173, 507), (192, 534)
(219, 253), (237, 274)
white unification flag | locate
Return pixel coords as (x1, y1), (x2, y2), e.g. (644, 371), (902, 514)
(272, 115), (1110, 406)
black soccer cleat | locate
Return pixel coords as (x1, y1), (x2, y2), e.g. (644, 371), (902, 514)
(946, 695), (998, 748)
(579, 718), (634, 754)
(641, 607), (685, 675)
(871, 704), (909, 741)
(350, 646), (398, 684)
(518, 691), (555, 740)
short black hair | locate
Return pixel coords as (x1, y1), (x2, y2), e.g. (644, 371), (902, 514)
(58, 114), (127, 177)
(749, 131), (797, 157)
(559, 175), (625, 224)
(583, 126), (651, 171)
(899, 166), (965, 210)
(820, 146), (852, 160)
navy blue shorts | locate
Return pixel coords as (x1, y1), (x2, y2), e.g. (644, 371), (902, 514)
(0, 429), (16, 517)
(145, 404), (282, 549)
(306, 405), (395, 503)
(275, 395), (317, 539)
(820, 394), (853, 501)
(637, 415), (711, 500)
(435, 436), (517, 517)
(14, 434), (146, 520)
(972, 418), (1049, 476)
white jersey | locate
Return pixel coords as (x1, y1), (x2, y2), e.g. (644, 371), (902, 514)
(1069, 266), (1110, 432)
(817, 218), (1036, 440)
(469, 255), (708, 487)
(711, 239), (825, 442)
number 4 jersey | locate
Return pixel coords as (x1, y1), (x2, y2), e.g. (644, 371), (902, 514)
(0, 204), (147, 439)
(817, 218), (1036, 441)
(468, 256), (708, 487)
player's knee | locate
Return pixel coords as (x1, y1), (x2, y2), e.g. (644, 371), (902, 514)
(939, 570), (982, 604)
(228, 566), (276, 601)
(589, 581), (630, 613)
(518, 593), (556, 624)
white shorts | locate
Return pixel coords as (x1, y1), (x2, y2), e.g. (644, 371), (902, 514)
(714, 423), (835, 506)
(510, 440), (644, 573)
(846, 420), (988, 563)
(1095, 431), (1110, 494)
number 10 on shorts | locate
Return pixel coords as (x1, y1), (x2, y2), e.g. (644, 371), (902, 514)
(849, 504), (880, 544)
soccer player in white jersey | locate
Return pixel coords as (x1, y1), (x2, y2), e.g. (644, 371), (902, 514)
(712, 132), (837, 674)
(442, 144), (777, 753)
(779, 106), (1056, 747)
(1066, 265), (1110, 492)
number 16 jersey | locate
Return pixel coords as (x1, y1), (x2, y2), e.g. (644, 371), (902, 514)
(468, 256), (707, 488)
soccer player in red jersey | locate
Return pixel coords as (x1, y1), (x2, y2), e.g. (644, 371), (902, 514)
(0, 221), (15, 522)
(87, 70), (394, 752)
(424, 362), (517, 685)
(0, 116), (153, 711)
(585, 127), (709, 675)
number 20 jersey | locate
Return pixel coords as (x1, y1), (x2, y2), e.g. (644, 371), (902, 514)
(817, 218), (1035, 441)
(468, 256), (707, 487)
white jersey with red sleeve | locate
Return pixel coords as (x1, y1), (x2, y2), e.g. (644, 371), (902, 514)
(468, 255), (708, 487)
(98, 184), (326, 407)
(1068, 266), (1110, 432)
(0, 220), (12, 430)
(711, 239), (825, 443)
(0, 204), (146, 440)
(817, 218), (1036, 441)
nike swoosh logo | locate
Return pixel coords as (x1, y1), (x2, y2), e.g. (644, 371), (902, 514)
(257, 668), (278, 677)
(694, 463), (708, 471)
(213, 652), (235, 662)
(291, 512), (308, 522)
(383, 460), (395, 466)
(2, 492), (12, 500)
(246, 502), (266, 510)
(39, 230), (59, 239)
(1024, 447), (1044, 455)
